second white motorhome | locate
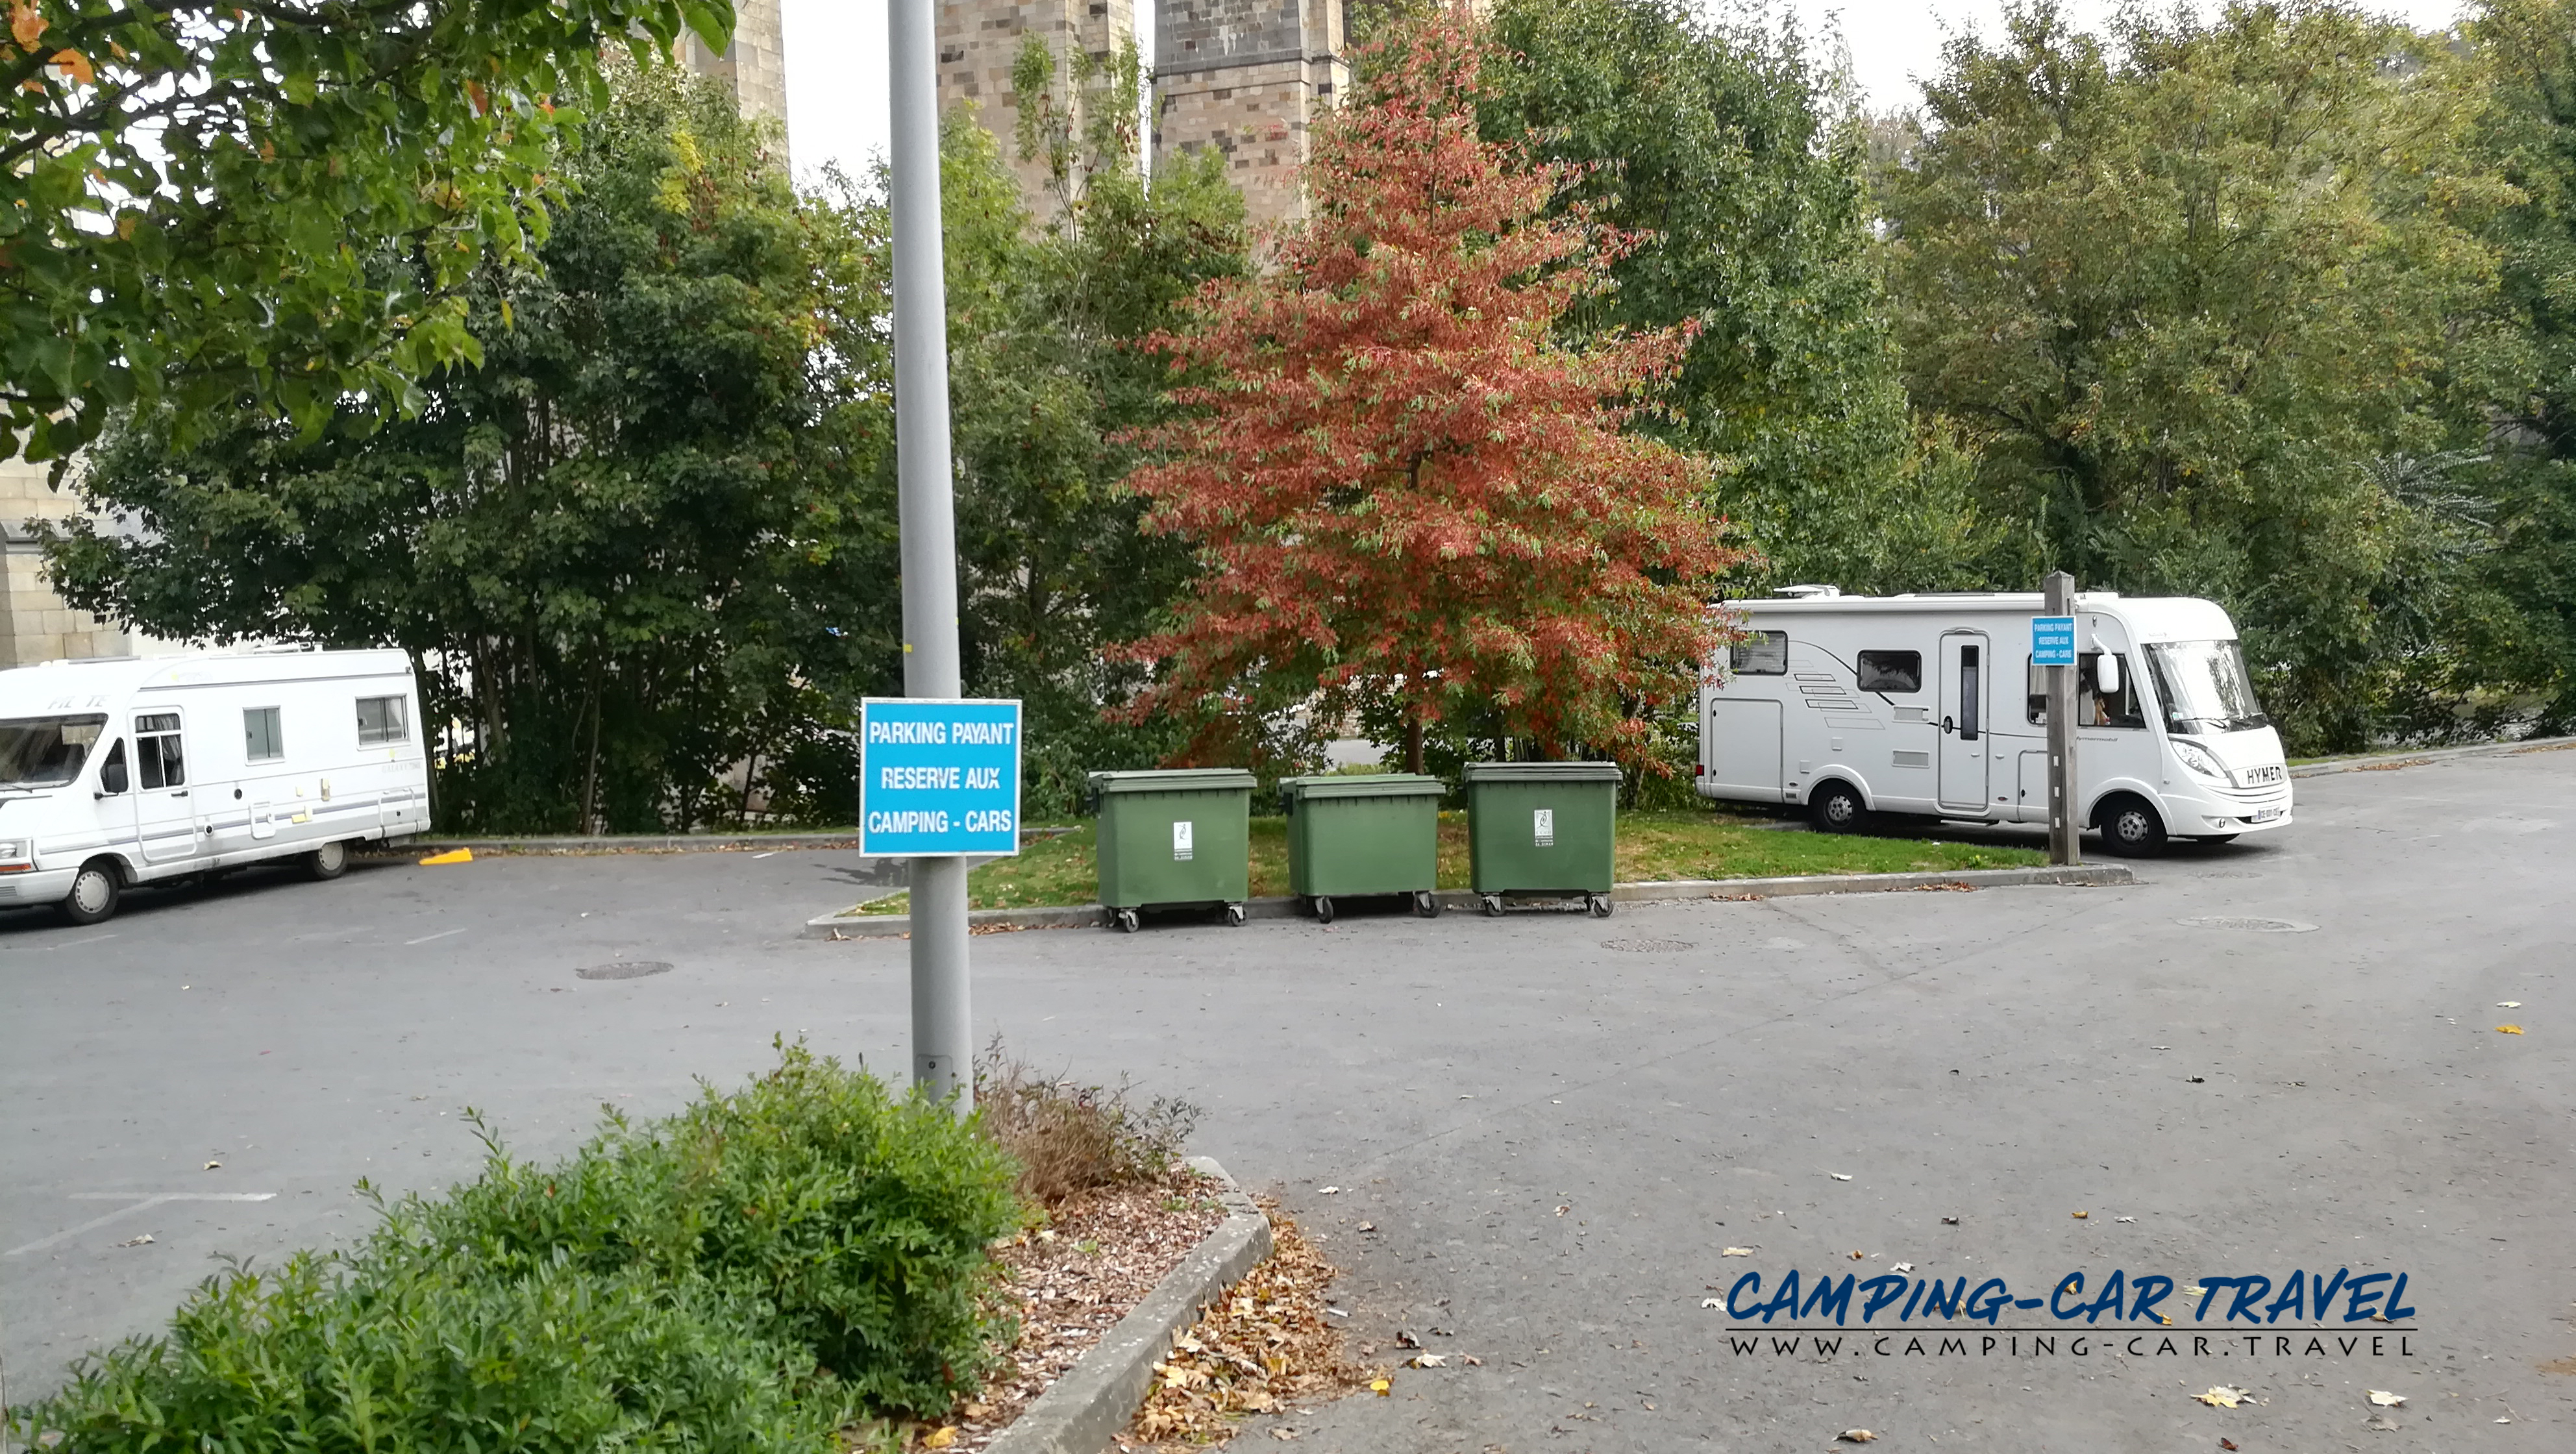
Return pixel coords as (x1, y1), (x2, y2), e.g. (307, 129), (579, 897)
(0, 649), (430, 924)
(1698, 590), (2290, 854)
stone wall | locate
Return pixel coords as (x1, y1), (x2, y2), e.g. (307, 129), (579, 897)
(0, 458), (137, 667)
(681, 0), (791, 160)
(1152, 0), (1346, 232)
(937, 0), (1139, 227)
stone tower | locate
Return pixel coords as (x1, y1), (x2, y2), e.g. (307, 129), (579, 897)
(934, 0), (1348, 230)
(935, 0), (1141, 225)
(1152, 0), (1348, 231)
(680, 0), (791, 158)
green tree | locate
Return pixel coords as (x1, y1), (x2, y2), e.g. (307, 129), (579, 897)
(929, 69), (1248, 817)
(3, 1), (732, 470)
(1478, 0), (1976, 593)
(2462, 0), (2576, 735)
(1879, 0), (2518, 750)
(43, 64), (899, 832)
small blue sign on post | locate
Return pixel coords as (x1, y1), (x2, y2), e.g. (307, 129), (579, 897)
(859, 698), (1022, 857)
(2031, 615), (2078, 667)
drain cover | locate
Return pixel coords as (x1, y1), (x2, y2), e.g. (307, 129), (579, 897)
(2174, 916), (2316, 933)
(1601, 938), (1694, 953)
(576, 961), (674, 980)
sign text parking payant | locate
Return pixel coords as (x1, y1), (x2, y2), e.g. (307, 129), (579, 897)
(859, 698), (1022, 857)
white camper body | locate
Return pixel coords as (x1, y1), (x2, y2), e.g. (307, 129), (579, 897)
(1698, 592), (2290, 852)
(0, 649), (429, 922)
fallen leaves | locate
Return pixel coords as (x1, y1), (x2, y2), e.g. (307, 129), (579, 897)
(2220, 1440), (2238, 1451)
(2499, 1001), (2523, 1008)
(203, 1160), (221, 1171)
(945, 1173), (1226, 1451)
(115, 1233), (153, 1247)
(2195, 1385), (2249, 1408)
(1837, 1431), (1878, 1444)
(1890, 1262), (1914, 1274)
(1829, 1172), (1853, 1181)
(2116, 1216), (2137, 1224)
(2497, 1024), (2524, 1035)
(1317, 1186), (1340, 1195)
(1124, 1203), (1378, 1449)
(1408, 1353), (1446, 1368)
(1721, 1246), (1754, 1257)
(920, 1428), (957, 1449)
(2072, 1210), (2088, 1219)
(2368, 1390), (2406, 1407)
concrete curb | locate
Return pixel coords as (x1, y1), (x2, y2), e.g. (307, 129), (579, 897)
(371, 827), (1075, 856)
(984, 1156), (1272, 1454)
(2288, 735), (2575, 778)
(806, 864), (2133, 937)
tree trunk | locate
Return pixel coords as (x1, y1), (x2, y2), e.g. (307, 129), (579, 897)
(1405, 717), (1426, 776)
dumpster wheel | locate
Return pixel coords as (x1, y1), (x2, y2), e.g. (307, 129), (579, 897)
(1113, 907), (1140, 933)
(1585, 893), (1613, 918)
(1413, 890), (1440, 918)
(1224, 902), (1247, 927)
(1311, 896), (1334, 924)
(1480, 893), (1504, 917)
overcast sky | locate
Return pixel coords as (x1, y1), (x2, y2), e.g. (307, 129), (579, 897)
(782, 0), (2476, 188)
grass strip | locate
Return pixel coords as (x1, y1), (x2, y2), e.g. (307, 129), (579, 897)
(849, 807), (2044, 915)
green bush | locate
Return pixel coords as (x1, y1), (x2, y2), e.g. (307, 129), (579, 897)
(8, 1044), (1023, 1448)
(404, 1043), (1024, 1410)
(18, 1252), (847, 1453)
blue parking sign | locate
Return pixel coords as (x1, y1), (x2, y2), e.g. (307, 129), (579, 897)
(2031, 615), (2077, 667)
(860, 698), (1022, 857)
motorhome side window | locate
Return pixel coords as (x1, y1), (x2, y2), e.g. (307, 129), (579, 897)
(2026, 652), (2143, 728)
(1855, 650), (1922, 694)
(1729, 632), (1788, 675)
(243, 707), (284, 762)
(356, 695), (409, 746)
(135, 711), (185, 788)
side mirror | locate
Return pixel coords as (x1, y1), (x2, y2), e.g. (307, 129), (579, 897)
(99, 759), (128, 795)
(2095, 654), (2122, 696)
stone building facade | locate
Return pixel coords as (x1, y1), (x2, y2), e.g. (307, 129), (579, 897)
(0, 458), (146, 667)
(680, 0), (791, 158)
(1152, 0), (1347, 231)
(935, 0), (1140, 226)
(934, 0), (1348, 232)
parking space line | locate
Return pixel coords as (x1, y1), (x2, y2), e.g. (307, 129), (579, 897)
(404, 927), (469, 945)
(5, 1192), (279, 1258)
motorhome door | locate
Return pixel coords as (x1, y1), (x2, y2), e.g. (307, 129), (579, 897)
(130, 709), (199, 865)
(1937, 632), (1991, 813)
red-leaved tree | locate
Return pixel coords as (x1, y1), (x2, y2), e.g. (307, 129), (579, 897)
(1117, 6), (1742, 774)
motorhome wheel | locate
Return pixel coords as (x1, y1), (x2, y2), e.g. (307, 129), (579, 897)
(2096, 795), (2168, 857)
(307, 839), (350, 880)
(1808, 781), (1866, 833)
(58, 861), (120, 926)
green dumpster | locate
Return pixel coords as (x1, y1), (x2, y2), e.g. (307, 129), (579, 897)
(1464, 761), (1622, 917)
(1277, 774), (1446, 923)
(1088, 768), (1255, 932)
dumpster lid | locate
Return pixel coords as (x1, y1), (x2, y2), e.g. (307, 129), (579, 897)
(1462, 760), (1623, 783)
(1087, 768), (1257, 795)
(1278, 772), (1448, 800)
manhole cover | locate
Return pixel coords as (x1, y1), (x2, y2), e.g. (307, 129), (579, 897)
(2174, 916), (2316, 933)
(575, 961), (674, 980)
(1601, 938), (1694, 953)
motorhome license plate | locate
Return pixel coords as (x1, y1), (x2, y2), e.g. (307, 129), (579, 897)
(2249, 807), (2283, 823)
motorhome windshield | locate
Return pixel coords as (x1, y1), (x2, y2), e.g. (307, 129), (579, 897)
(0, 714), (106, 788)
(2145, 641), (2269, 735)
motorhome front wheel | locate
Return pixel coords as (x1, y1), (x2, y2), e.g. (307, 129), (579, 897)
(58, 861), (120, 926)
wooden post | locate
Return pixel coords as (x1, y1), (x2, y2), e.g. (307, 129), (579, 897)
(2044, 570), (2081, 866)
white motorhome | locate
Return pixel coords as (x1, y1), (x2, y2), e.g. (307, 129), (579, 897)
(1697, 590), (2290, 854)
(0, 649), (430, 923)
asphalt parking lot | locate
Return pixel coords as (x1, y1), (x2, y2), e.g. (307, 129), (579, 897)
(5, 754), (2573, 1449)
